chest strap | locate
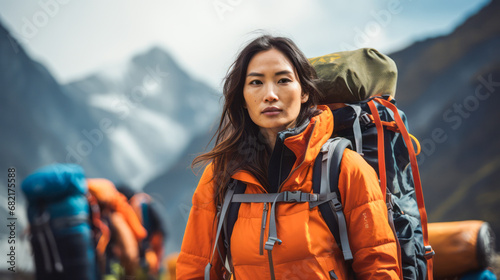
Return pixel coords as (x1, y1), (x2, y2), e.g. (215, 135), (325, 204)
(208, 138), (353, 279)
(229, 190), (339, 280)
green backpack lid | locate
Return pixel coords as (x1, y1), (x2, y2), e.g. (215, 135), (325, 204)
(309, 48), (398, 104)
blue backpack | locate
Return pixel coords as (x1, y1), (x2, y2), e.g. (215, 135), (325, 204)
(21, 164), (99, 280)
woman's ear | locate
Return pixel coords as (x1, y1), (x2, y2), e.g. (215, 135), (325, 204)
(301, 92), (309, 104)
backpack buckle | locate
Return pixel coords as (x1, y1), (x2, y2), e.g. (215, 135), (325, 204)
(264, 237), (282, 251)
(308, 193), (319, 202)
(359, 113), (372, 125)
(283, 191), (302, 202)
(424, 245), (435, 258)
(386, 192), (394, 210)
(33, 211), (50, 227)
(332, 199), (343, 212)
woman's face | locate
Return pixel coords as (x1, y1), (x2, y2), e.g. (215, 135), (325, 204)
(243, 48), (309, 138)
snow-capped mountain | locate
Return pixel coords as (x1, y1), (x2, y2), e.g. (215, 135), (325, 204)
(63, 46), (220, 188)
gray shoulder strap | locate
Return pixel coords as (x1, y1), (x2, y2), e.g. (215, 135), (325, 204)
(205, 180), (237, 280)
(347, 104), (364, 155)
(318, 137), (354, 261)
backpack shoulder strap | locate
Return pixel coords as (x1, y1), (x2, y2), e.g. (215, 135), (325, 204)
(205, 179), (237, 280)
(346, 104), (364, 154)
(224, 180), (247, 247)
(311, 137), (354, 261)
(223, 180), (246, 275)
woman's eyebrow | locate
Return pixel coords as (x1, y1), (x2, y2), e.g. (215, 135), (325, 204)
(275, 70), (292, 76)
(247, 70), (293, 77)
(247, 72), (264, 77)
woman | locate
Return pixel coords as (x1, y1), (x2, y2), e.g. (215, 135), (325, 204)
(177, 35), (399, 279)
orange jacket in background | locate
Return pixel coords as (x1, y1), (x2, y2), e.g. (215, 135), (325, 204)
(177, 106), (399, 279)
(87, 178), (147, 241)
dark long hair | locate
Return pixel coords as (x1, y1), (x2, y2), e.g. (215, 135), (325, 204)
(193, 35), (322, 206)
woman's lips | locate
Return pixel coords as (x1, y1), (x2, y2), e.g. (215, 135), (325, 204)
(262, 107), (282, 116)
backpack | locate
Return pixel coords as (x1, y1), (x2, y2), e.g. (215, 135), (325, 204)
(317, 96), (433, 280)
(117, 185), (167, 278)
(311, 48), (434, 280)
(204, 48), (434, 280)
(21, 164), (99, 280)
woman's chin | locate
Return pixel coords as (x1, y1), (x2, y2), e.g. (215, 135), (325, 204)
(258, 122), (292, 132)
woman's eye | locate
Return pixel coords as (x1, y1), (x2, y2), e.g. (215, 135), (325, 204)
(278, 78), (292, 84)
(249, 80), (262, 85)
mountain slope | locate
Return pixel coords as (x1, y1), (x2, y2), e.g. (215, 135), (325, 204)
(390, 0), (500, 248)
(0, 21), (113, 272)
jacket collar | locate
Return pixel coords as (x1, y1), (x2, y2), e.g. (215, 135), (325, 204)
(284, 105), (333, 167)
(232, 105), (334, 189)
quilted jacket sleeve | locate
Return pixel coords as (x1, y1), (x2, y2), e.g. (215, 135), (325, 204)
(176, 163), (225, 280)
(338, 149), (400, 279)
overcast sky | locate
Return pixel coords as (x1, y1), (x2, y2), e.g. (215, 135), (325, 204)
(0, 0), (490, 90)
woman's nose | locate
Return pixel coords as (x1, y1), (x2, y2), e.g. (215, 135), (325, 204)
(264, 85), (279, 102)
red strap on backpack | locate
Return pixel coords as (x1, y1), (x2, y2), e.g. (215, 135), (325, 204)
(367, 100), (403, 279)
(367, 100), (387, 198)
(373, 97), (435, 280)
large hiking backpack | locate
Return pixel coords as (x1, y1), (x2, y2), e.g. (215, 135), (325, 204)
(21, 164), (99, 280)
(316, 96), (433, 280)
(310, 48), (434, 280)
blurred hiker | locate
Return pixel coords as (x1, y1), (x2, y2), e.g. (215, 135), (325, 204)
(117, 184), (167, 279)
(87, 178), (147, 279)
(21, 164), (99, 280)
(177, 35), (399, 279)
(22, 165), (167, 280)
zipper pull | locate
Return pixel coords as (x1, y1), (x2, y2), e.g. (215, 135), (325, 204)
(259, 203), (269, 255)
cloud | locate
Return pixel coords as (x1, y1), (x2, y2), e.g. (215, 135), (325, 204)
(0, 0), (490, 89)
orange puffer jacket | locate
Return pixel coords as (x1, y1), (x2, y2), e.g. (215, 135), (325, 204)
(177, 106), (399, 279)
